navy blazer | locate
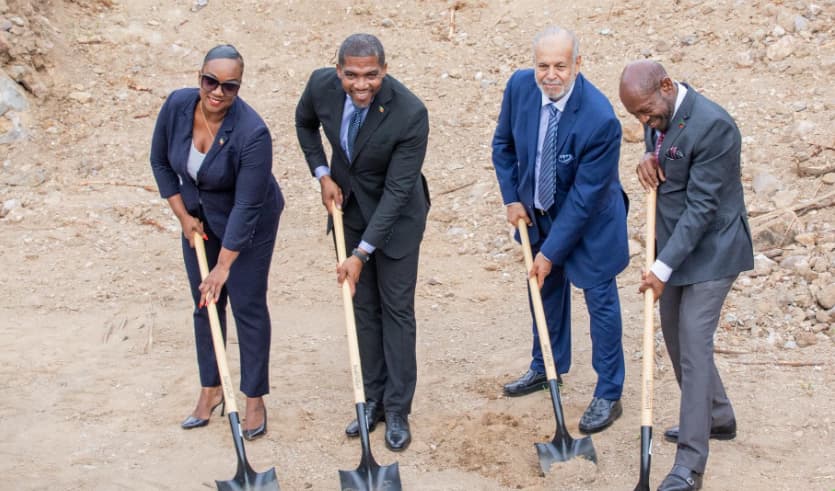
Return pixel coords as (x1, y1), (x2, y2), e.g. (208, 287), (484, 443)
(492, 72), (629, 288)
(150, 88), (283, 251)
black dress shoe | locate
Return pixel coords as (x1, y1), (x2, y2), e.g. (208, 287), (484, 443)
(384, 412), (411, 452)
(663, 420), (736, 443)
(657, 465), (703, 491)
(578, 397), (622, 434)
(243, 406), (267, 441)
(503, 369), (562, 397)
(345, 400), (385, 437)
(180, 399), (225, 430)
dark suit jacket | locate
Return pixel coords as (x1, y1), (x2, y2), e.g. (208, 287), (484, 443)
(645, 85), (754, 286)
(150, 88), (283, 251)
(295, 68), (430, 259)
(493, 71), (629, 289)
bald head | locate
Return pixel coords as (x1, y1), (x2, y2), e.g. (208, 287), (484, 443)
(619, 60), (677, 132)
(619, 60), (668, 97)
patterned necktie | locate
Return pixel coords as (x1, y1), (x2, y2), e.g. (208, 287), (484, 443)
(538, 105), (562, 211)
(346, 106), (363, 160)
(654, 131), (666, 159)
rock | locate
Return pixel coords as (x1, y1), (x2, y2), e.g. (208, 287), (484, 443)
(772, 25), (786, 37)
(752, 171), (780, 195)
(780, 255), (809, 273)
(791, 120), (816, 139)
(0, 197), (18, 217)
(0, 72), (28, 116)
(766, 35), (795, 61)
(68, 91), (93, 104)
(783, 340), (798, 350)
(771, 189), (797, 209)
(622, 118), (644, 143)
(796, 331), (817, 348)
(794, 15), (809, 32)
(735, 51), (755, 68)
(753, 254), (777, 276)
(814, 283), (835, 310)
(380, 18), (395, 28)
(822, 173), (835, 185)
(793, 232), (816, 246)
(655, 39), (671, 52)
(816, 308), (834, 324)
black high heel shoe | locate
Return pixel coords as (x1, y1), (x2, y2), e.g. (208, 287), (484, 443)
(243, 406), (267, 441)
(181, 398), (225, 430)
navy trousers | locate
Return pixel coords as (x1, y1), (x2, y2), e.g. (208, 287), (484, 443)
(181, 209), (280, 397)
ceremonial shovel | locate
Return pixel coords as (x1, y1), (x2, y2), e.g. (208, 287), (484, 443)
(331, 203), (402, 491)
(517, 219), (597, 475)
(193, 233), (280, 491)
(635, 189), (657, 491)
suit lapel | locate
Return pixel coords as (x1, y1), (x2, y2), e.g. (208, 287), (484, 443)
(198, 97), (239, 179)
(525, 83), (540, 183)
(659, 84), (696, 167)
(554, 74), (583, 156)
(352, 77), (392, 160)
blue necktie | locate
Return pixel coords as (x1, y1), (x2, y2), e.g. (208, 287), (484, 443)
(538, 105), (561, 211)
(346, 106), (363, 160)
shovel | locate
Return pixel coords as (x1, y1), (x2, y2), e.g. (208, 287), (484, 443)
(193, 233), (280, 491)
(517, 219), (597, 475)
(634, 189), (657, 491)
(331, 203), (402, 491)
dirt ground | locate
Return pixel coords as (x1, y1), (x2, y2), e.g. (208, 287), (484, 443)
(1, 0), (834, 490)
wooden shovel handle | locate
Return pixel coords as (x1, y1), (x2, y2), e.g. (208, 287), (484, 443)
(193, 233), (239, 415)
(640, 189), (657, 426)
(331, 202), (367, 405)
(517, 219), (559, 382)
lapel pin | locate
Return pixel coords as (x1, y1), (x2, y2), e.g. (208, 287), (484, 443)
(219, 137), (225, 146)
(379, 106), (385, 113)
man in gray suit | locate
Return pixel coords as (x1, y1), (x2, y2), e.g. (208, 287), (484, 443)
(619, 60), (754, 491)
(295, 33), (430, 452)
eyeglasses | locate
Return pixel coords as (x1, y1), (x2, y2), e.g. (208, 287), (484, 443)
(200, 73), (241, 96)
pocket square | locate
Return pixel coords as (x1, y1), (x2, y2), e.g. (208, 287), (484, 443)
(558, 154), (574, 164)
(666, 146), (684, 160)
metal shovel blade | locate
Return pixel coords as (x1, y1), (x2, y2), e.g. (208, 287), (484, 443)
(215, 413), (280, 491)
(338, 460), (401, 491)
(633, 425), (653, 491)
(534, 380), (597, 475)
(338, 403), (402, 491)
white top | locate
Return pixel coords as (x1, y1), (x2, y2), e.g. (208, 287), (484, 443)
(187, 141), (207, 182)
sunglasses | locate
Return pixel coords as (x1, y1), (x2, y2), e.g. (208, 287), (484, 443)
(200, 73), (241, 96)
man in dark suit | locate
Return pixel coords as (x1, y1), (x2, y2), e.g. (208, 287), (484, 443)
(295, 33), (430, 452)
(492, 26), (630, 433)
(620, 60), (754, 491)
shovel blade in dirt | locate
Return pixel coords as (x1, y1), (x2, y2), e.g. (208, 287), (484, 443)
(338, 403), (402, 491)
(534, 380), (597, 475)
(213, 413), (280, 491)
(338, 460), (401, 491)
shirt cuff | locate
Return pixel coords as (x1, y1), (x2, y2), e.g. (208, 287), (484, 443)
(358, 240), (376, 254)
(314, 165), (330, 180)
(651, 260), (673, 283)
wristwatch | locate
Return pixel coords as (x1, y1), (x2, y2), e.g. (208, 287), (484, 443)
(351, 247), (371, 264)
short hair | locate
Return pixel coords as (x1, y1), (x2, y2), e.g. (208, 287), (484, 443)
(203, 44), (244, 72)
(532, 26), (579, 64)
(337, 33), (386, 66)
(621, 60), (670, 95)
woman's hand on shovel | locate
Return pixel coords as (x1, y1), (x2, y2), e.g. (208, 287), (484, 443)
(198, 248), (238, 307)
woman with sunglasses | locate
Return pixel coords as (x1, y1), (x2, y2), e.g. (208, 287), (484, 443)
(150, 44), (284, 441)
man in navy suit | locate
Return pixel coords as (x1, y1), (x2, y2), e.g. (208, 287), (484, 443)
(296, 33), (430, 452)
(492, 26), (629, 433)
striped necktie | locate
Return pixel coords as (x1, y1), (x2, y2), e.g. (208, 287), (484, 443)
(654, 131), (666, 159)
(538, 105), (561, 211)
(346, 107), (363, 160)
